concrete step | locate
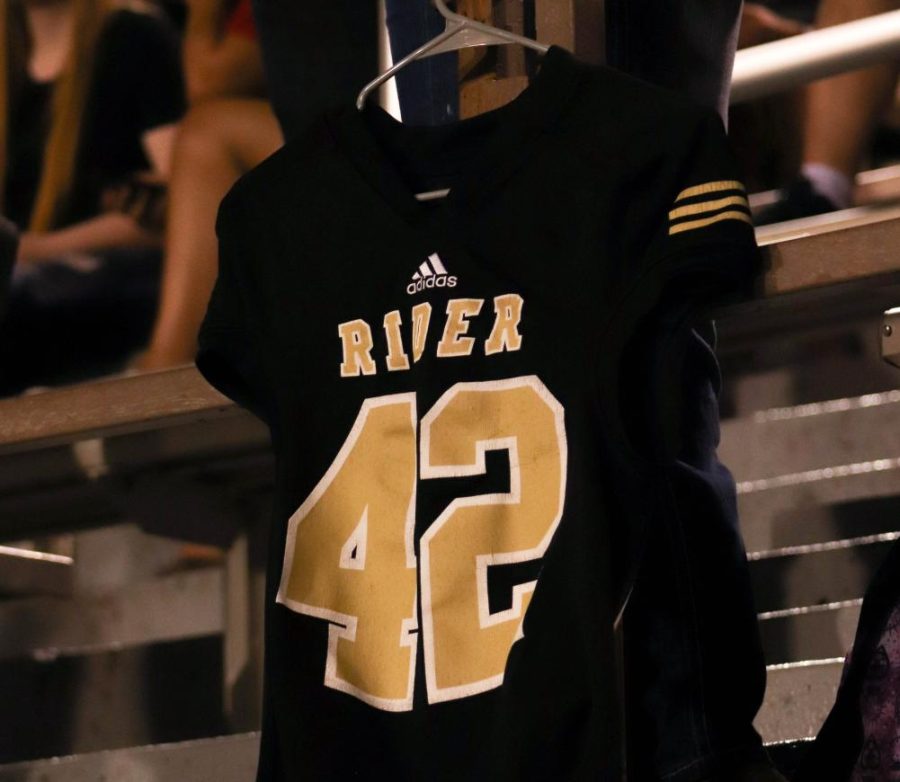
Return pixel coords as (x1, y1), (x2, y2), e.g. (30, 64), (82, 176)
(758, 600), (861, 665)
(0, 634), (225, 764)
(736, 468), (900, 554)
(0, 656), (842, 777)
(718, 389), (900, 553)
(748, 535), (894, 614)
(0, 412), (269, 496)
(756, 658), (844, 744)
(739, 490), (900, 557)
(0, 732), (259, 782)
(0, 567), (222, 661)
(0, 440), (273, 545)
(720, 389), (900, 495)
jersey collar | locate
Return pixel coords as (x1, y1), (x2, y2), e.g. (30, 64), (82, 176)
(325, 45), (583, 227)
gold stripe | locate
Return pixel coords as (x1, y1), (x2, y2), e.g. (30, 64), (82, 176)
(668, 210), (754, 235)
(669, 194), (750, 221)
(675, 179), (745, 202)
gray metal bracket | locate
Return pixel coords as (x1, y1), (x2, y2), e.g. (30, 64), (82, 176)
(882, 307), (900, 368)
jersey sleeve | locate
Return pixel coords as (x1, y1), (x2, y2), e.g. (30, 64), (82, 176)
(636, 107), (763, 310)
(610, 109), (763, 462)
(195, 190), (273, 424)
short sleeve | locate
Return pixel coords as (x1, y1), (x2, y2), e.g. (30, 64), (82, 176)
(638, 108), (763, 309)
(195, 190), (272, 424)
(609, 109), (764, 462)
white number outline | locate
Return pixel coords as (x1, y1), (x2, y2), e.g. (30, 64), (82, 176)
(419, 376), (568, 704)
(275, 393), (419, 712)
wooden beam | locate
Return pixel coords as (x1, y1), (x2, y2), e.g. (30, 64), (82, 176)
(456, 0), (605, 118)
(0, 366), (242, 456)
(535, 0), (605, 64)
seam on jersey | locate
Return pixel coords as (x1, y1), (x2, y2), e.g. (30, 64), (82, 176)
(592, 240), (749, 469)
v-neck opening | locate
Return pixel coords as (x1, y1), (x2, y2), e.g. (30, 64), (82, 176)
(325, 44), (581, 227)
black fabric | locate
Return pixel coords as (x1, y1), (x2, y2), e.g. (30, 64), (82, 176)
(605, 0), (744, 124)
(0, 248), (162, 396)
(2, 7), (185, 229)
(197, 46), (761, 782)
(0, 216), (16, 322)
(251, 0), (458, 136)
(250, 0), (378, 141)
(3, 78), (53, 228)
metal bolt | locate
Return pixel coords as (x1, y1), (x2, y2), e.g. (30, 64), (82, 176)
(885, 324), (894, 337)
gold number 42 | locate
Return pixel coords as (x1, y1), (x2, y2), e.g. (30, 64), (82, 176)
(276, 376), (567, 711)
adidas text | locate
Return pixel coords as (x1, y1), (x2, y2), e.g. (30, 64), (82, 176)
(406, 275), (458, 295)
(407, 253), (457, 295)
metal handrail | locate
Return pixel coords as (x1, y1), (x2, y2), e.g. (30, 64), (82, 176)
(731, 9), (900, 104)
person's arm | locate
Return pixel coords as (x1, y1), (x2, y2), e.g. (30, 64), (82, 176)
(15, 9), (189, 266)
(143, 123), (179, 179)
(17, 117), (176, 266)
(16, 212), (160, 265)
(183, 0), (266, 103)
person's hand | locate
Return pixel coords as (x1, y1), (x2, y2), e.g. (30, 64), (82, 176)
(16, 232), (101, 272)
(740, 4), (809, 49)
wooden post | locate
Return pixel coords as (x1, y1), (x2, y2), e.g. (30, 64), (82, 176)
(457, 0), (605, 118)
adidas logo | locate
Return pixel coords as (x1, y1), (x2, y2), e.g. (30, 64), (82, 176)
(406, 253), (458, 295)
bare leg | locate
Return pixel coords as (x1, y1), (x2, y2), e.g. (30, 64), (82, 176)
(758, 0), (900, 222)
(133, 99), (282, 370)
(803, 0), (900, 179)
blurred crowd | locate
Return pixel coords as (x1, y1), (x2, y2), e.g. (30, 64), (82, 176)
(0, 0), (280, 396)
(0, 0), (898, 397)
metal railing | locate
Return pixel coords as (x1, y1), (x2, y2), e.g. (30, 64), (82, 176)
(731, 9), (900, 103)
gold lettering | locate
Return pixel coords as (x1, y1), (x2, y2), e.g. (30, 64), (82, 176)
(411, 302), (432, 363)
(436, 299), (483, 358)
(383, 310), (410, 372)
(484, 294), (524, 355)
(339, 319), (377, 377)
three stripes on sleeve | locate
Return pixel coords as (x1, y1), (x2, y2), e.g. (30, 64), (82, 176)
(668, 180), (752, 236)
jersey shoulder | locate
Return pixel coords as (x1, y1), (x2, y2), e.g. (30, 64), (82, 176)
(219, 115), (340, 226)
(576, 56), (715, 132)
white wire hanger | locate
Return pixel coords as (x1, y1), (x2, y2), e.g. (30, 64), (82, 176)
(356, 0), (551, 202)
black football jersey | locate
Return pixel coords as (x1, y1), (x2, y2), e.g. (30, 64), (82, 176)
(196, 45), (760, 782)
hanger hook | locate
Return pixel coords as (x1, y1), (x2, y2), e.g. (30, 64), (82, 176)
(433, 0), (464, 25)
(433, 0), (452, 17)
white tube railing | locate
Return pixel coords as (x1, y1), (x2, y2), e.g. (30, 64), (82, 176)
(731, 9), (900, 104)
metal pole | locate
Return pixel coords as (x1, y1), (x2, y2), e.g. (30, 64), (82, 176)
(731, 9), (900, 104)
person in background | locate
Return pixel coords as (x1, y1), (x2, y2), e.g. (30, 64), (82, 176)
(0, 0), (184, 395)
(758, 0), (900, 224)
(130, 0), (457, 371)
(130, 0), (282, 370)
(740, 2), (809, 48)
(251, 0), (458, 142)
